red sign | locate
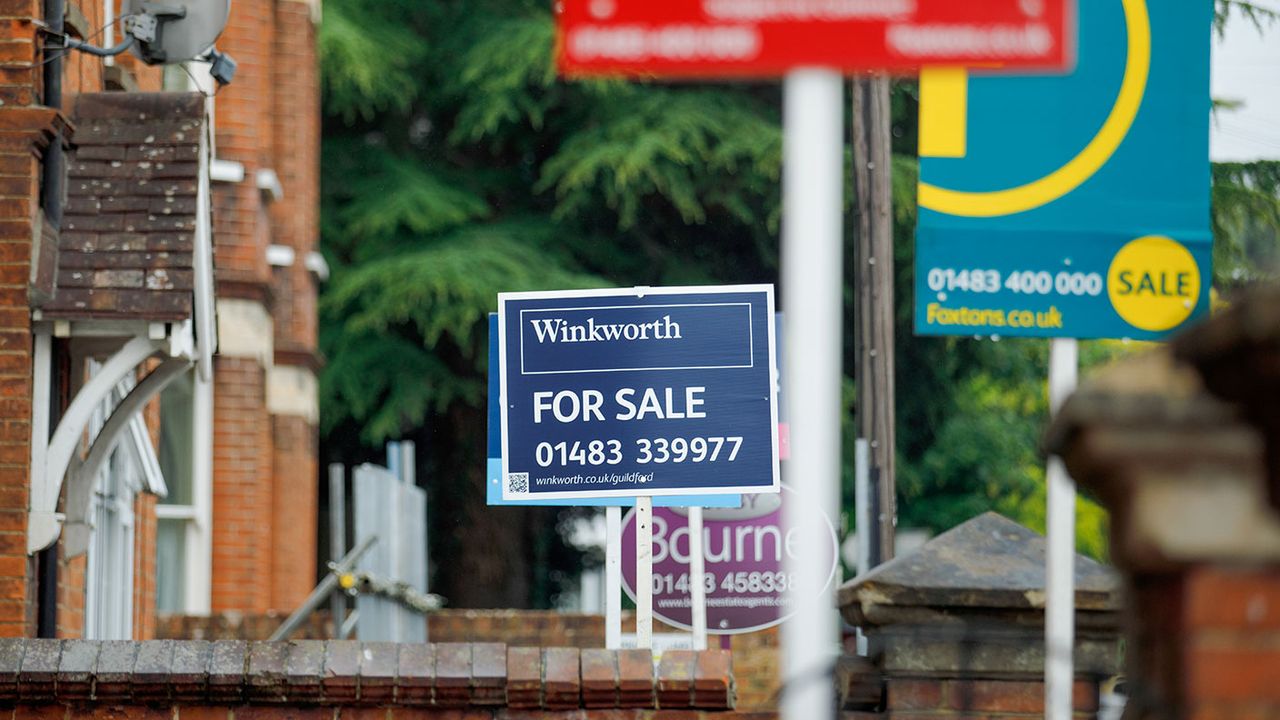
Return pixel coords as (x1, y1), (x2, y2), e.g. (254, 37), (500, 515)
(556, 0), (1074, 78)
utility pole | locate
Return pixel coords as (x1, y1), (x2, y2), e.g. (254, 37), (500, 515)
(851, 76), (896, 565)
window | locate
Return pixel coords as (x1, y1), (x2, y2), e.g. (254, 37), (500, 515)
(83, 366), (167, 640)
(155, 368), (213, 614)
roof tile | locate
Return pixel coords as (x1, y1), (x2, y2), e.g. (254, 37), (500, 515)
(44, 91), (206, 322)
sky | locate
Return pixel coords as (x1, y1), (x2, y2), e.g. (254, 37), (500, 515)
(1210, 3), (1280, 161)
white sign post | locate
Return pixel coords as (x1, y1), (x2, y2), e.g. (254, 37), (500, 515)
(606, 505), (622, 649)
(1046, 338), (1078, 720)
(636, 497), (653, 648)
(688, 506), (708, 650)
(781, 69), (844, 720)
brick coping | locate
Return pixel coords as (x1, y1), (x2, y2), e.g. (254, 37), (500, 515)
(0, 640), (735, 711)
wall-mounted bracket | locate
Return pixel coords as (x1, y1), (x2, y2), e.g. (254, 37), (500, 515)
(62, 357), (191, 558)
(28, 335), (163, 554)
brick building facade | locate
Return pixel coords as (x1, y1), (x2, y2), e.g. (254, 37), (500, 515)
(210, 0), (322, 616)
(0, 0), (322, 639)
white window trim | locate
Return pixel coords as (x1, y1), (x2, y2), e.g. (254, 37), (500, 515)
(157, 368), (213, 615)
(189, 367), (213, 614)
(84, 370), (167, 640)
(155, 504), (197, 521)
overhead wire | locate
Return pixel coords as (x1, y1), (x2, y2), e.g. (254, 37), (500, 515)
(36, 13), (135, 68)
(37, 13), (222, 99)
(178, 60), (220, 99)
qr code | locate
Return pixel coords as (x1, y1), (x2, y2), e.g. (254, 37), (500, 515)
(507, 473), (529, 494)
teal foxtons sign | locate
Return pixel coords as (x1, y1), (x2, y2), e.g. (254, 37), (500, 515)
(915, 0), (1212, 340)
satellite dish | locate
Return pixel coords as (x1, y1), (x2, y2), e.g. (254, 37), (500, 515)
(123, 0), (231, 65)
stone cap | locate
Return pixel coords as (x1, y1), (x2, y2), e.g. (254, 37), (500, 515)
(839, 513), (1120, 628)
(0, 639), (733, 710)
(1044, 349), (1243, 456)
(1173, 285), (1280, 511)
(1173, 284), (1280, 386)
(1044, 346), (1280, 568)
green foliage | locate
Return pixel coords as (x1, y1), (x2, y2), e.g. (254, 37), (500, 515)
(320, 224), (608, 444)
(318, 0), (426, 121)
(444, 13), (558, 143)
(538, 88), (783, 229)
(319, 0), (785, 606)
(332, 149), (492, 247)
(1215, 0), (1280, 36)
(1212, 161), (1280, 287)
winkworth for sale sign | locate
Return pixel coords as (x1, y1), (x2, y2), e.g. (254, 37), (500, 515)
(498, 286), (779, 501)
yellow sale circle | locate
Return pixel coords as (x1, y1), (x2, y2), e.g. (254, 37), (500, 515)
(1106, 236), (1200, 332)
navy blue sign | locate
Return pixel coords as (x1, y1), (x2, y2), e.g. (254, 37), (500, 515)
(485, 314), (742, 508)
(499, 286), (779, 500)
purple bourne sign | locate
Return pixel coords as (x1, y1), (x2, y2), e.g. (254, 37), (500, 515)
(620, 485), (838, 634)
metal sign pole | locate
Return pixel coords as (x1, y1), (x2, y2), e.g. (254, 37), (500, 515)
(1046, 338), (1078, 720)
(636, 497), (654, 649)
(781, 68), (843, 720)
(327, 464), (347, 637)
(606, 505), (622, 649)
(688, 506), (707, 650)
(854, 439), (870, 576)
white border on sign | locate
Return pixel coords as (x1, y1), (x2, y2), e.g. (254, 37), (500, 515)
(519, 302), (755, 375)
(498, 284), (780, 501)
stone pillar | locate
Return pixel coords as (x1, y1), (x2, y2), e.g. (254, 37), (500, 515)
(1047, 296), (1280, 720)
(266, 0), (321, 612)
(838, 512), (1121, 718)
(208, 0), (280, 614)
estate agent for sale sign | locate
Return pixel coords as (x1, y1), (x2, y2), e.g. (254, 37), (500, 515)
(498, 286), (779, 501)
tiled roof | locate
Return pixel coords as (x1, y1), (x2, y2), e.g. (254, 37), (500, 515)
(42, 92), (206, 321)
(0, 639), (736, 711)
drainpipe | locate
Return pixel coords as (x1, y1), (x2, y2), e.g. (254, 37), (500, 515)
(41, 0), (65, 226)
(35, 0), (64, 639)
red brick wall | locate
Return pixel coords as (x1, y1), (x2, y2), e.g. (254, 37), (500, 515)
(430, 611), (781, 711)
(199, 0), (323, 619)
(0, 0), (46, 638)
(212, 356), (272, 612)
(1180, 566), (1280, 718)
(54, 548), (84, 638)
(62, 0), (103, 97)
(271, 413), (317, 609)
(132, 492), (157, 639)
(873, 678), (1099, 718)
(156, 609), (330, 640)
(155, 609), (784, 711)
(133, 375), (160, 639)
(3, 639), (744, 720)
(269, 0), (319, 355)
(726, 625), (777, 710)
(212, 0), (273, 286)
(0, 131), (35, 638)
(265, 0), (320, 612)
